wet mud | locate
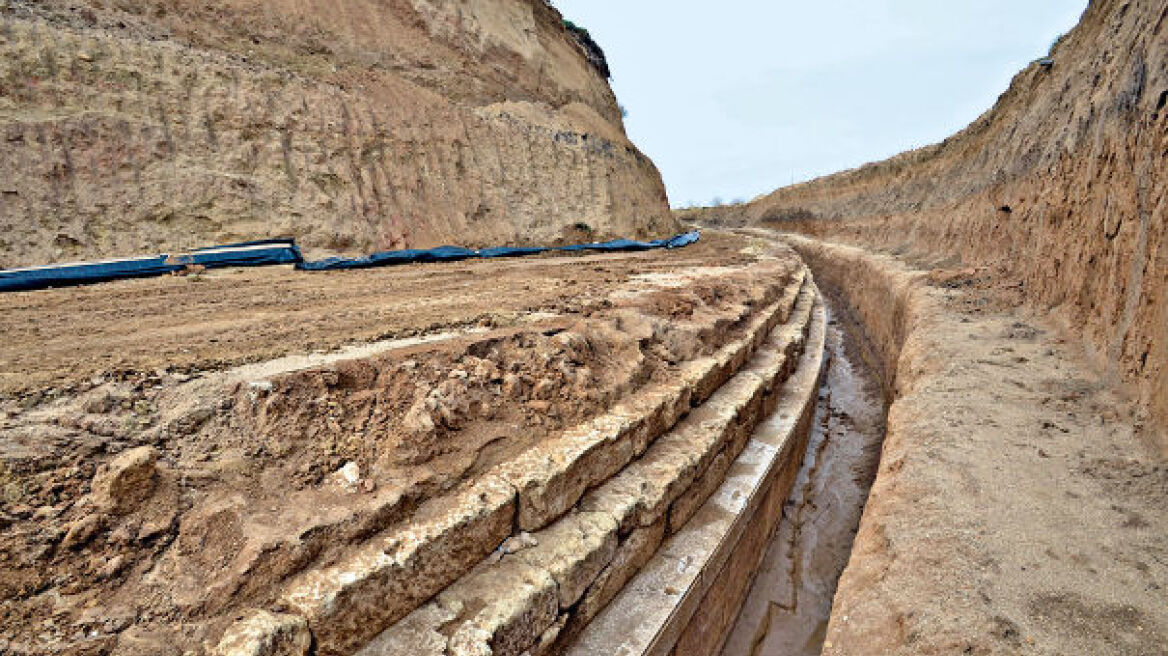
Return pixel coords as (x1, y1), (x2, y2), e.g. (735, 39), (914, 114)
(721, 299), (887, 656)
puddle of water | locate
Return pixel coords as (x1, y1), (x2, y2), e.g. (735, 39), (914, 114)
(720, 302), (886, 656)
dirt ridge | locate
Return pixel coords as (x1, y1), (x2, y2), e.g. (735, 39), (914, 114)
(742, 0), (1166, 444)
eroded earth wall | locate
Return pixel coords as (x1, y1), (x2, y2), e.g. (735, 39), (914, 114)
(747, 0), (1166, 440)
(0, 0), (676, 267)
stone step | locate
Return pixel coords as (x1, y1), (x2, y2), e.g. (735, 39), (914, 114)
(185, 265), (803, 618)
(215, 270), (810, 656)
(566, 281), (827, 656)
(351, 275), (821, 656)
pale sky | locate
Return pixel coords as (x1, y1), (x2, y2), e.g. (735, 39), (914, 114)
(552, 1), (1088, 208)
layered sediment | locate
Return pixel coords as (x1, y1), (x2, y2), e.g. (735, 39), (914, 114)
(746, 0), (1166, 441)
(0, 0), (676, 268)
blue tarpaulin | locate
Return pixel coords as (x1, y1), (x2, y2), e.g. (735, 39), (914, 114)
(297, 231), (701, 271)
(296, 245), (478, 271)
(0, 240), (303, 293)
(0, 231), (700, 292)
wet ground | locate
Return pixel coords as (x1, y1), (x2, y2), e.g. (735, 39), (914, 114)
(721, 301), (887, 656)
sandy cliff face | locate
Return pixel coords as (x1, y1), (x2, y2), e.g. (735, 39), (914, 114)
(0, 0), (676, 267)
(748, 0), (1166, 441)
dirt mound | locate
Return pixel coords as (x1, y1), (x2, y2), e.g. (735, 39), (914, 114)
(741, 0), (1166, 444)
(0, 0), (676, 268)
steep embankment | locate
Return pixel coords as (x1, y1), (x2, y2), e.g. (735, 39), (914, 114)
(747, 0), (1166, 441)
(786, 234), (1167, 656)
(0, 0), (676, 267)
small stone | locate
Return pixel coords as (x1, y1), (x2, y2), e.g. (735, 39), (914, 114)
(532, 378), (556, 400)
(247, 380), (274, 399)
(33, 505), (59, 520)
(92, 447), (158, 514)
(62, 513), (103, 550)
(76, 51), (93, 62)
(212, 610), (311, 656)
(502, 373), (524, 398)
(402, 399), (435, 435)
(501, 531), (539, 554)
(473, 360), (499, 381)
(97, 554), (127, 580)
(330, 462), (361, 493)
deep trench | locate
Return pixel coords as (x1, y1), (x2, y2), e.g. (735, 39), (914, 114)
(721, 293), (889, 656)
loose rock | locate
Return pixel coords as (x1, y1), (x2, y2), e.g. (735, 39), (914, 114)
(92, 447), (158, 514)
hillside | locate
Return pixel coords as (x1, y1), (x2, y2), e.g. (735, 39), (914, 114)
(0, 0), (676, 267)
(746, 0), (1166, 442)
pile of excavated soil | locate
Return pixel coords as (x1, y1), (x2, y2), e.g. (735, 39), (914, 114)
(0, 232), (803, 655)
(0, 0), (675, 268)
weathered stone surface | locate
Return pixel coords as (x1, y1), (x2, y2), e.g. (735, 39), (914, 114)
(60, 512), (104, 550)
(559, 518), (667, 648)
(668, 451), (730, 535)
(91, 446), (158, 514)
(278, 476), (516, 656)
(528, 614), (569, 656)
(355, 602), (454, 656)
(211, 610), (310, 656)
(515, 512), (619, 609)
(498, 415), (636, 532)
(580, 374), (762, 535)
(359, 559), (559, 656)
(608, 383), (691, 457)
(443, 560), (560, 656)
(564, 287), (826, 656)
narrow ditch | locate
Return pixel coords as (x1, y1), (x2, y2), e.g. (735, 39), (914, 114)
(721, 295), (888, 656)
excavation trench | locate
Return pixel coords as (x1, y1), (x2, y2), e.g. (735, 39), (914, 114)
(722, 293), (889, 656)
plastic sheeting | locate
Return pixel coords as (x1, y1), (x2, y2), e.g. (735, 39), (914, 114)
(296, 245), (478, 271)
(0, 240), (303, 292)
(297, 231), (701, 271)
(0, 232), (701, 292)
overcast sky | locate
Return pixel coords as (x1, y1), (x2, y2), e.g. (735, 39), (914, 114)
(552, 1), (1088, 208)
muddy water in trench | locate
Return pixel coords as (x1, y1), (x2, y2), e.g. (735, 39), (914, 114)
(721, 302), (887, 656)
